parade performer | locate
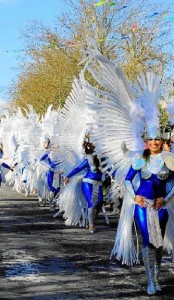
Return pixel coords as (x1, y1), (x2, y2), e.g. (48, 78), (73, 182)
(0, 141), (14, 186)
(52, 75), (109, 231)
(64, 135), (103, 233)
(83, 49), (174, 295)
(119, 136), (173, 295)
(38, 137), (63, 208)
(0, 107), (43, 195)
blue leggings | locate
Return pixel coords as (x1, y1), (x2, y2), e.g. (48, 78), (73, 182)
(134, 204), (169, 247)
(47, 170), (60, 194)
(82, 182), (103, 209)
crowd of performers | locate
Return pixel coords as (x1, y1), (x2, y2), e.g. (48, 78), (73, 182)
(1, 50), (174, 296)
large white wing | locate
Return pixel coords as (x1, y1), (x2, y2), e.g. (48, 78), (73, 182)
(57, 75), (96, 176)
(84, 54), (144, 180)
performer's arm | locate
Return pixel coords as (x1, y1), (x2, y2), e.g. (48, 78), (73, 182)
(125, 166), (138, 198)
(125, 166), (146, 207)
(66, 159), (88, 179)
(40, 154), (51, 166)
(2, 162), (13, 171)
(40, 153), (49, 161)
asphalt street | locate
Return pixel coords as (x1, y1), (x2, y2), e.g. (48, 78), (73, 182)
(0, 185), (174, 300)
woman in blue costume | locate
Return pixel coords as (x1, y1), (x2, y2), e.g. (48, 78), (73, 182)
(112, 133), (174, 295)
(80, 51), (174, 294)
(0, 141), (14, 186)
(39, 137), (62, 208)
(64, 139), (103, 233)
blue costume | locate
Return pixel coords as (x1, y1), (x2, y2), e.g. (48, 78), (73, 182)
(112, 151), (174, 295)
(125, 164), (170, 248)
(66, 155), (103, 209)
(123, 152), (174, 250)
(40, 153), (62, 196)
(0, 151), (12, 185)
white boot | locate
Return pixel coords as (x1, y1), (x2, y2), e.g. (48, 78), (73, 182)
(49, 191), (55, 210)
(88, 207), (95, 233)
(38, 196), (46, 207)
(154, 247), (163, 291)
(142, 246), (156, 295)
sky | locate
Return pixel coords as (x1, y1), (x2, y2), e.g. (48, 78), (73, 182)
(0, 0), (173, 108)
(0, 0), (64, 103)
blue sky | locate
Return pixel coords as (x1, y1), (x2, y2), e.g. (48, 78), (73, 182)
(0, 0), (63, 103)
(0, 0), (173, 106)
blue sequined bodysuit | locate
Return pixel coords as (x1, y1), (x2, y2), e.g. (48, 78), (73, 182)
(67, 155), (103, 208)
(40, 153), (62, 195)
(125, 153), (174, 247)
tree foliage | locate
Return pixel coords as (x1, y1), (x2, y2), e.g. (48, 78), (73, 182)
(10, 26), (82, 115)
(10, 0), (174, 114)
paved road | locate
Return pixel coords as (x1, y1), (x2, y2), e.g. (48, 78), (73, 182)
(0, 185), (174, 300)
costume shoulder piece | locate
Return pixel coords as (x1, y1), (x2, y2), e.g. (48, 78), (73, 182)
(162, 151), (174, 171)
(130, 152), (146, 170)
(131, 151), (174, 177)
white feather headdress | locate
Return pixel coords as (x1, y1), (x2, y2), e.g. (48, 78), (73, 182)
(132, 72), (162, 139)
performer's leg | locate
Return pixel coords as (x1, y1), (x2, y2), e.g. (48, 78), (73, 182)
(97, 186), (103, 208)
(134, 206), (169, 295)
(82, 182), (93, 208)
(37, 176), (46, 206)
(142, 246), (156, 295)
(93, 186), (103, 219)
(134, 205), (156, 295)
(47, 170), (54, 192)
(82, 182), (94, 232)
(154, 209), (169, 291)
(47, 171), (55, 208)
(134, 205), (149, 247)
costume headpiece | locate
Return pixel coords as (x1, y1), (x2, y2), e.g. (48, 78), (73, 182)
(41, 136), (50, 144)
(132, 73), (162, 140)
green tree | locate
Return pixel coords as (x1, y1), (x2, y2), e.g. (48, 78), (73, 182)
(10, 24), (82, 115)
(10, 0), (174, 114)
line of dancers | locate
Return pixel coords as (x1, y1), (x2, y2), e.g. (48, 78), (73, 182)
(1, 48), (174, 295)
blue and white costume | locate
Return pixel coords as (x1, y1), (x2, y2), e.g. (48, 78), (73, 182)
(55, 154), (103, 228)
(38, 152), (63, 207)
(66, 155), (103, 209)
(40, 153), (62, 194)
(66, 155), (103, 229)
(125, 153), (174, 249)
(111, 151), (174, 295)
(0, 151), (12, 186)
(81, 52), (174, 295)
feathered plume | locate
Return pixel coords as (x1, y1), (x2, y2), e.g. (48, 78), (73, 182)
(132, 72), (161, 138)
(167, 99), (174, 124)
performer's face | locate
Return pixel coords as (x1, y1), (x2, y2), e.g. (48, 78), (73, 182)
(43, 141), (49, 149)
(0, 144), (3, 151)
(146, 137), (163, 154)
(163, 141), (171, 152)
